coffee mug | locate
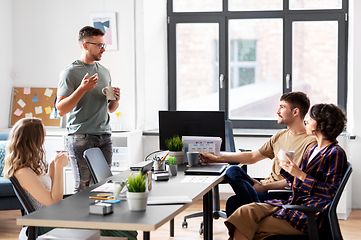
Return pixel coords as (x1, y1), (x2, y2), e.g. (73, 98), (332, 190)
(187, 152), (200, 166)
(102, 87), (116, 100)
(278, 149), (295, 163)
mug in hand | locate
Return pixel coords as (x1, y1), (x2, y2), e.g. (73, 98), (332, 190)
(102, 87), (116, 100)
(278, 149), (295, 163)
(187, 152), (200, 166)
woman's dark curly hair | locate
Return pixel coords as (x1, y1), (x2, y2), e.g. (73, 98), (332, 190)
(310, 103), (347, 142)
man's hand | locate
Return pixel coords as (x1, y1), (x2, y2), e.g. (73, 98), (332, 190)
(200, 152), (218, 163)
(251, 178), (266, 192)
(112, 87), (121, 101)
(80, 73), (98, 92)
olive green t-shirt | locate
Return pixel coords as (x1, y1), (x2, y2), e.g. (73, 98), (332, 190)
(258, 129), (317, 183)
(57, 60), (112, 135)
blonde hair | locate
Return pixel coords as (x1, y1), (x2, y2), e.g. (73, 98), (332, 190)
(3, 118), (46, 178)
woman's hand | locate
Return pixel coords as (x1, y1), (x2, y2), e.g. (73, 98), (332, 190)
(54, 152), (69, 169)
(278, 154), (306, 181)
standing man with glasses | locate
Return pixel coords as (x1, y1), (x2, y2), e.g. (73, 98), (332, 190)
(56, 26), (120, 192)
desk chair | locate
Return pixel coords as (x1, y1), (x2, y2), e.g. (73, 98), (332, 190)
(182, 120), (235, 234)
(265, 161), (352, 240)
(83, 147), (113, 184)
(10, 176), (38, 240)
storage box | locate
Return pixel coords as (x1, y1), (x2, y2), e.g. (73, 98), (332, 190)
(38, 229), (100, 240)
(89, 202), (113, 215)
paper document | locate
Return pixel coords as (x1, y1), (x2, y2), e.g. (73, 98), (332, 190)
(147, 195), (192, 205)
(91, 182), (113, 193)
(180, 176), (218, 183)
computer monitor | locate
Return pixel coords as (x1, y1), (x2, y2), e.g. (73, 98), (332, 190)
(159, 111), (226, 151)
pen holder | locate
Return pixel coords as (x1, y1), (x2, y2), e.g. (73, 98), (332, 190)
(154, 159), (166, 171)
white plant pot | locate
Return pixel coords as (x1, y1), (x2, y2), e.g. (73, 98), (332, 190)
(127, 191), (148, 211)
(169, 150), (184, 165)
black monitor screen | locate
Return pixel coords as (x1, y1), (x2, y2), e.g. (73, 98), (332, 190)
(159, 111), (226, 151)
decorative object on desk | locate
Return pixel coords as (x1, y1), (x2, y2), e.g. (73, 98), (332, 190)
(126, 172), (148, 211)
(154, 152), (168, 171)
(166, 156), (178, 176)
(165, 135), (184, 165)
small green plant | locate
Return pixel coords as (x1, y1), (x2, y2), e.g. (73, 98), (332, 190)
(165, 135), (184, 151)
(126, 172), (147, 192)
(166, 156), (177, 165)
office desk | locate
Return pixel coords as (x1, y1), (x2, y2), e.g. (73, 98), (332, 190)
(17, 167), (225, 240)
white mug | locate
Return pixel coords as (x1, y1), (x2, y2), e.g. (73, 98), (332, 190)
(102, 87), (116, 100)
(277, 149), (295, 163)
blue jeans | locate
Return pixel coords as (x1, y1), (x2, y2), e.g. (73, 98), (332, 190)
(225, 165), (289, 217)
(66, 134), (113, 192)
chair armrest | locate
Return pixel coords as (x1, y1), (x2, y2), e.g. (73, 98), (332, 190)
(282, 204), (323, 240)
(282, 204), (323, 214)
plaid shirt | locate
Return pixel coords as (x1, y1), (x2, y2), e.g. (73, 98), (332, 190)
(265, 141), (347, 233)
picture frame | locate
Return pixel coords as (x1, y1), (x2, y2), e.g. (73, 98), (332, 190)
(89, 12), (118, 51)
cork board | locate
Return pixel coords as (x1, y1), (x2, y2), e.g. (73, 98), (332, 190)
(10, 87), (61, 127)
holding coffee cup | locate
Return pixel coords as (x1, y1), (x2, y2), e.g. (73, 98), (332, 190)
(277, 149), (295, 163)
(187, 152), (200, 166)
(102, 87), (116, 100)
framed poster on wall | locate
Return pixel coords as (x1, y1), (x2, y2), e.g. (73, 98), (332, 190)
(9, 87), (61, 127)
(89, 12), (118, 51)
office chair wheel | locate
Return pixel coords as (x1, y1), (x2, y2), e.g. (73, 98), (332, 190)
(182, 220), (188, 228)
(199, 222), (204, 235)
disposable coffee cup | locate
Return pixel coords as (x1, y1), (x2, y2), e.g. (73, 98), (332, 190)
(187, 152), (200, 167)
(102, 87), (116, 100)
(278, 149), (295, 163)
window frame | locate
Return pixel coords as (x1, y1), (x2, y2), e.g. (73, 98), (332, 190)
(167, 0), (348, 129)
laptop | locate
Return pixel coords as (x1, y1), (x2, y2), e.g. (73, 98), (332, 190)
(184, 163), (228, 175)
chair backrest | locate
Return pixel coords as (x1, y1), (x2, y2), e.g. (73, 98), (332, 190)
(83, 147), (112, 184)
(10, 176), (38, 239)
(10, 176), (36, 215)
(225, 120), (236, 152)
(328, 161), (352, 240)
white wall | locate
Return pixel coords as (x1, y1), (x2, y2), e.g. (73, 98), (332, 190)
(0, 0), (13, 129)
(11, 0), (136, 130)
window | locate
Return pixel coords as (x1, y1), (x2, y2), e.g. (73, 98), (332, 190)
(167, 0), (348, 128)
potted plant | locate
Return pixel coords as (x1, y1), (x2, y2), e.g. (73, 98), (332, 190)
(126, 172), (148, 211)
(165, 135), (184, 165)
(166, 156), (178, 176)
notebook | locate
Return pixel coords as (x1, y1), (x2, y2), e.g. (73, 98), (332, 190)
(184, 163), (228, 175)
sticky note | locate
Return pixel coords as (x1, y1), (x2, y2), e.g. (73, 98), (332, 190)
(44, 88), (53, 97)
(17, 99), (26, 108)
(14, 108), (23, 116)
(24, 87), (31, 94)
(25, 113), (33, 118)
(35, 106), (43, 114)
(45, 106), (52, 115)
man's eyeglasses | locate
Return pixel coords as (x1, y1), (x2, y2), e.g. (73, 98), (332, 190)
(86, 42), (106, 49)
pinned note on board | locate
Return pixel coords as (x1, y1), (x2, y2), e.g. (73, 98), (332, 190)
(44, 88), (53, 98)
(14, 108), (23, 117)
(35, 106), (43, 114)
(45, 106), (52, 115)
(24, 87), (31, 95)
(25, 113), (33, 118)
(17, 99), (26, 108)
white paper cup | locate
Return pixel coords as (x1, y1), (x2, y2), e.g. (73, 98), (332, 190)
(278, 149), (295, 163)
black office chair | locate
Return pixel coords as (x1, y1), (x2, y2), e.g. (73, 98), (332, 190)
(182, 120), (235, 234)
(83, 147), (113, 184)
(265, 161), (352, 240)
(10, 176), (38, 240)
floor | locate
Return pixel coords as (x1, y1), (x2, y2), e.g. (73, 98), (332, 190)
(1, 200), (361, 240)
